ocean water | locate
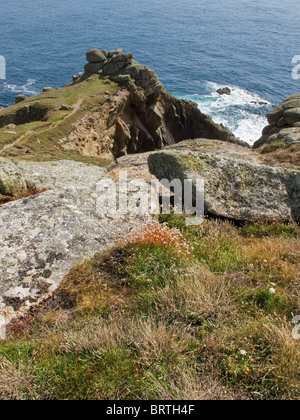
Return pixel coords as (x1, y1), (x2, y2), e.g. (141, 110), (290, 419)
(0, 0), (299, 144)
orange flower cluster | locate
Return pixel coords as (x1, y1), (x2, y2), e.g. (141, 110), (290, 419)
(123, 221), (193, 257)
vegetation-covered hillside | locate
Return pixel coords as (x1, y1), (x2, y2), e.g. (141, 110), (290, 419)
(1, 217), (299, 400)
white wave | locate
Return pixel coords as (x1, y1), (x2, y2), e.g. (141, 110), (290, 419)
(3, 79), (39, 96)
(177, 82), (272, 145)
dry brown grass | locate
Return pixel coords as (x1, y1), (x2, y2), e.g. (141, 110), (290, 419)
(264, 321), (300, 397)
(0, 357), (37, 400)
(242, 237), (300, 285)
(152, 263), (237, 324)
(54, 315), (247, 400)
(142, 368), (246, 400)
(259, 143), (300, 170)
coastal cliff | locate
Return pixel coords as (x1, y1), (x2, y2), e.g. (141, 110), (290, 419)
(0, 50), (299, 401)
(0, 49), (243, 165)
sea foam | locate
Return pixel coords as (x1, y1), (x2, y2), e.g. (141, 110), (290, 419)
(177, 82), (272, 145)
(3, 79), (39, 96)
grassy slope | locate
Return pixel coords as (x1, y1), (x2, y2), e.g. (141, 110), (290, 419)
(0, 75), (119, 166)
(0, 217), (299, 400)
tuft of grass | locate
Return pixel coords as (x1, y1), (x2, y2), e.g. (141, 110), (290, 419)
(261, 141), (290, 154)
(184, 220), (244, 273)
(241, 221), (300, 238)
(258, 142), (300, 170)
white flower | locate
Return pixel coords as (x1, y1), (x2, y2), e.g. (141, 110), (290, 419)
(269, 288), (276, 294)
(240, 350), (247, 356)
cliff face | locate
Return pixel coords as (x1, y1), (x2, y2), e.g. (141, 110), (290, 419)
(0, 49), (244, 163)
(63, 48), (245, 159)
(80, 48), (245, 157)
(158, 90), (243, 146)
(67, 87), (244, 160)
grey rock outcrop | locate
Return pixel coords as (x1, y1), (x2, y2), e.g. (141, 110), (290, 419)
(0, 158), (27, 196)
(15, 94), (27, 104)
(217, 87), (231, 96)
(0, 160), (152, 323)
(86, 49), (107, 63)
(84, 62), (106, 74)
(147, 145), (300, 222)
(42, 87), (54, 93)
(59, 104), (73, 111)
(254, 94), (300, 148)
(83, 48), (163, 98)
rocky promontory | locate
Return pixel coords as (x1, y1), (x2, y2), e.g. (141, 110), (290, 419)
(0, 49), (244, 166)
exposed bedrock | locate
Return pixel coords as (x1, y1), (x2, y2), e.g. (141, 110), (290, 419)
(0, 160), (152, 323)
(254, 94), (300, 148)
(147, 146), (300, 223)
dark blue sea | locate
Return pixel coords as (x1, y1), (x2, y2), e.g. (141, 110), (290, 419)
(0, 0), (300, 144)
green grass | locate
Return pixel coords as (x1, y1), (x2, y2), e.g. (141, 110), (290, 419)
(241, 221), (300, 238)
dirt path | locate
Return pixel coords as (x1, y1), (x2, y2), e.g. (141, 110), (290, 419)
(0, 99), (84, 154)
(48, 98), (83, 129)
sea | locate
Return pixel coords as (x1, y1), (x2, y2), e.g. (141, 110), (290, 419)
(0, 0), (299, 144)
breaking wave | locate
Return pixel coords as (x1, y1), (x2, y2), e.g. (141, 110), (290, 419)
(0, 79), (39, 107)
(177, 82), (273, 145)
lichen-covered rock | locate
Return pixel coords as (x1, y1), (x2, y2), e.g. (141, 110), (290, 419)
(103, 58), (131, 76)
(267, 94), (300, 127)
(107, 48), (123, 58)
(15, 94), (27, 104)
(0, 160), (152, 323)
(254, 94), (300, 148)
(59, 104), (73, 111)
(42, 87), (54, 93)
(0, 158), (27, 196)
(148, 150), (300, 222)
(84, 62), (105, 74)
(86, 49), (107, 63)
(84, 49), (162, 97)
